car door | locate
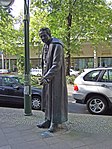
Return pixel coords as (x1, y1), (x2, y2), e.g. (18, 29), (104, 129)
(97, 69), (112, 100)
(82, 70), (102, 93)
(0, 76), (6, 103)
(0, 76), (24, 105)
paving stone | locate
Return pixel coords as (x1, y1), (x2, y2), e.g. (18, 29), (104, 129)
(0, 145), (12, 149)
(0, 106), (112, 149)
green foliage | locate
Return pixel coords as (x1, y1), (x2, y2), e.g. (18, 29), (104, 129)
(17, 55), (25, 74)
(17, 74), (42, 88)
(0, 0), (112, 75)
(30, 0), (112, 75)
(30, 8), (49, 45)
(30, 75), (42, 87)
(30, 0), (112, 51)
(0, 8), (24, 56)
(66, 75), (76, 85)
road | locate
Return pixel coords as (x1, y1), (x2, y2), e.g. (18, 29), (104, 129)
(68, 92), (89, 114)
(68, 100), (89, 114)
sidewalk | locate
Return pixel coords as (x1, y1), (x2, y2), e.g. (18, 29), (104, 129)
(0, 107), (112, 149)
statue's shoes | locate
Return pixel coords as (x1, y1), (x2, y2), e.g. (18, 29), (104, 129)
(37, 120), (51, 128)
(48, 123), (58, 133)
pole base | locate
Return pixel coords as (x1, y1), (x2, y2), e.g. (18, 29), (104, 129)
(24, 112), (32, 116)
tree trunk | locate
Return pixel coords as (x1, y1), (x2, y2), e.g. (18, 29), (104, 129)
(66, 12), (72, 76)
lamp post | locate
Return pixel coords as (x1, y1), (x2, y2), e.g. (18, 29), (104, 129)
(24, 0), (32, 116)
(0, 0), (32, 116)
(0, 51), (4, 69)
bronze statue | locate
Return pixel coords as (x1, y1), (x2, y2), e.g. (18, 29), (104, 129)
(37, 27), (68, 133)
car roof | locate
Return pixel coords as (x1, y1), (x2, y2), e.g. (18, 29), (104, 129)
(84, 67), (112, 72)
(79, 67), (112, 77)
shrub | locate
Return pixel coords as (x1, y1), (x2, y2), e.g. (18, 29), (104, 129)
(66, 75), (76, 84)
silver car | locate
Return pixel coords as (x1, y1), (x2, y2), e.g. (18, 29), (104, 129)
(73, 67), (112, 115)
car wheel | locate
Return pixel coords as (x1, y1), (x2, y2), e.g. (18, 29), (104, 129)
(87, 95), (108, 115)
(32, 96), (41, 110)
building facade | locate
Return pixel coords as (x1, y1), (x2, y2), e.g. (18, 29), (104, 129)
(0, 42), (112, 71)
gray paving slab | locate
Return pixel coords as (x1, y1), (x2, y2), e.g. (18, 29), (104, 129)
(0, 145), (12, 149)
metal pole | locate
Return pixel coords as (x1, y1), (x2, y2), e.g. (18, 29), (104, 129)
(24, 0), (32, 116)
(1, 52), (4, 69)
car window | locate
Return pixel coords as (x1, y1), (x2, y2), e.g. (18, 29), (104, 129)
(3, 77), (15, 86)
(100, 70), (112, 83)
(12, 77), (24, 85)
(100, 71), (108, 82)
(0, 78), (2, 85)
(84, 70), (101, 81)
(109, 70), (112, 82)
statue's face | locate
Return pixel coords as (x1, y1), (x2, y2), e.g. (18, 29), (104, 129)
(39, 31), (51, 44)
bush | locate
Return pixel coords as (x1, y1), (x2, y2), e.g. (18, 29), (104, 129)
(31, 75), (42, 87)
(66, 75), (76, 84)
(17, 74), (42, 88)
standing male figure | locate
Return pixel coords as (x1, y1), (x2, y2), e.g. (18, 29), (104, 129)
(37, 27), (68, 133)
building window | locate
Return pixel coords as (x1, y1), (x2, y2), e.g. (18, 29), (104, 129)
(71, 57), (94, 70)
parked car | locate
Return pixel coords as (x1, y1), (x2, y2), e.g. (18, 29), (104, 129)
(30, 68), (42, 76)
(0, 69), (10, 74)
(0, 75), (41, 110)
(70, 69), (80, 76)
(73, 67), (112, 115)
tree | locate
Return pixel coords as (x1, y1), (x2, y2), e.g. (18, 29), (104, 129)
(30, 0), (112, 75)
(30, 6), (49, 44)
(0, 7), (24, 57)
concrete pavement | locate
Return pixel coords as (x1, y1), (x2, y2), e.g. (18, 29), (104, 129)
(0, 107), (112, 149)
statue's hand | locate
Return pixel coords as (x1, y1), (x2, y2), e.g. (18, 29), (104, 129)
(40, 78), (49, 85)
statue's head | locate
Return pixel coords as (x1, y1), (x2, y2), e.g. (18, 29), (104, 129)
(39, 27), (51, 44)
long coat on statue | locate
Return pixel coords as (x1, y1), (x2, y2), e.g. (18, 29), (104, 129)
(41, 37), (68, 124)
